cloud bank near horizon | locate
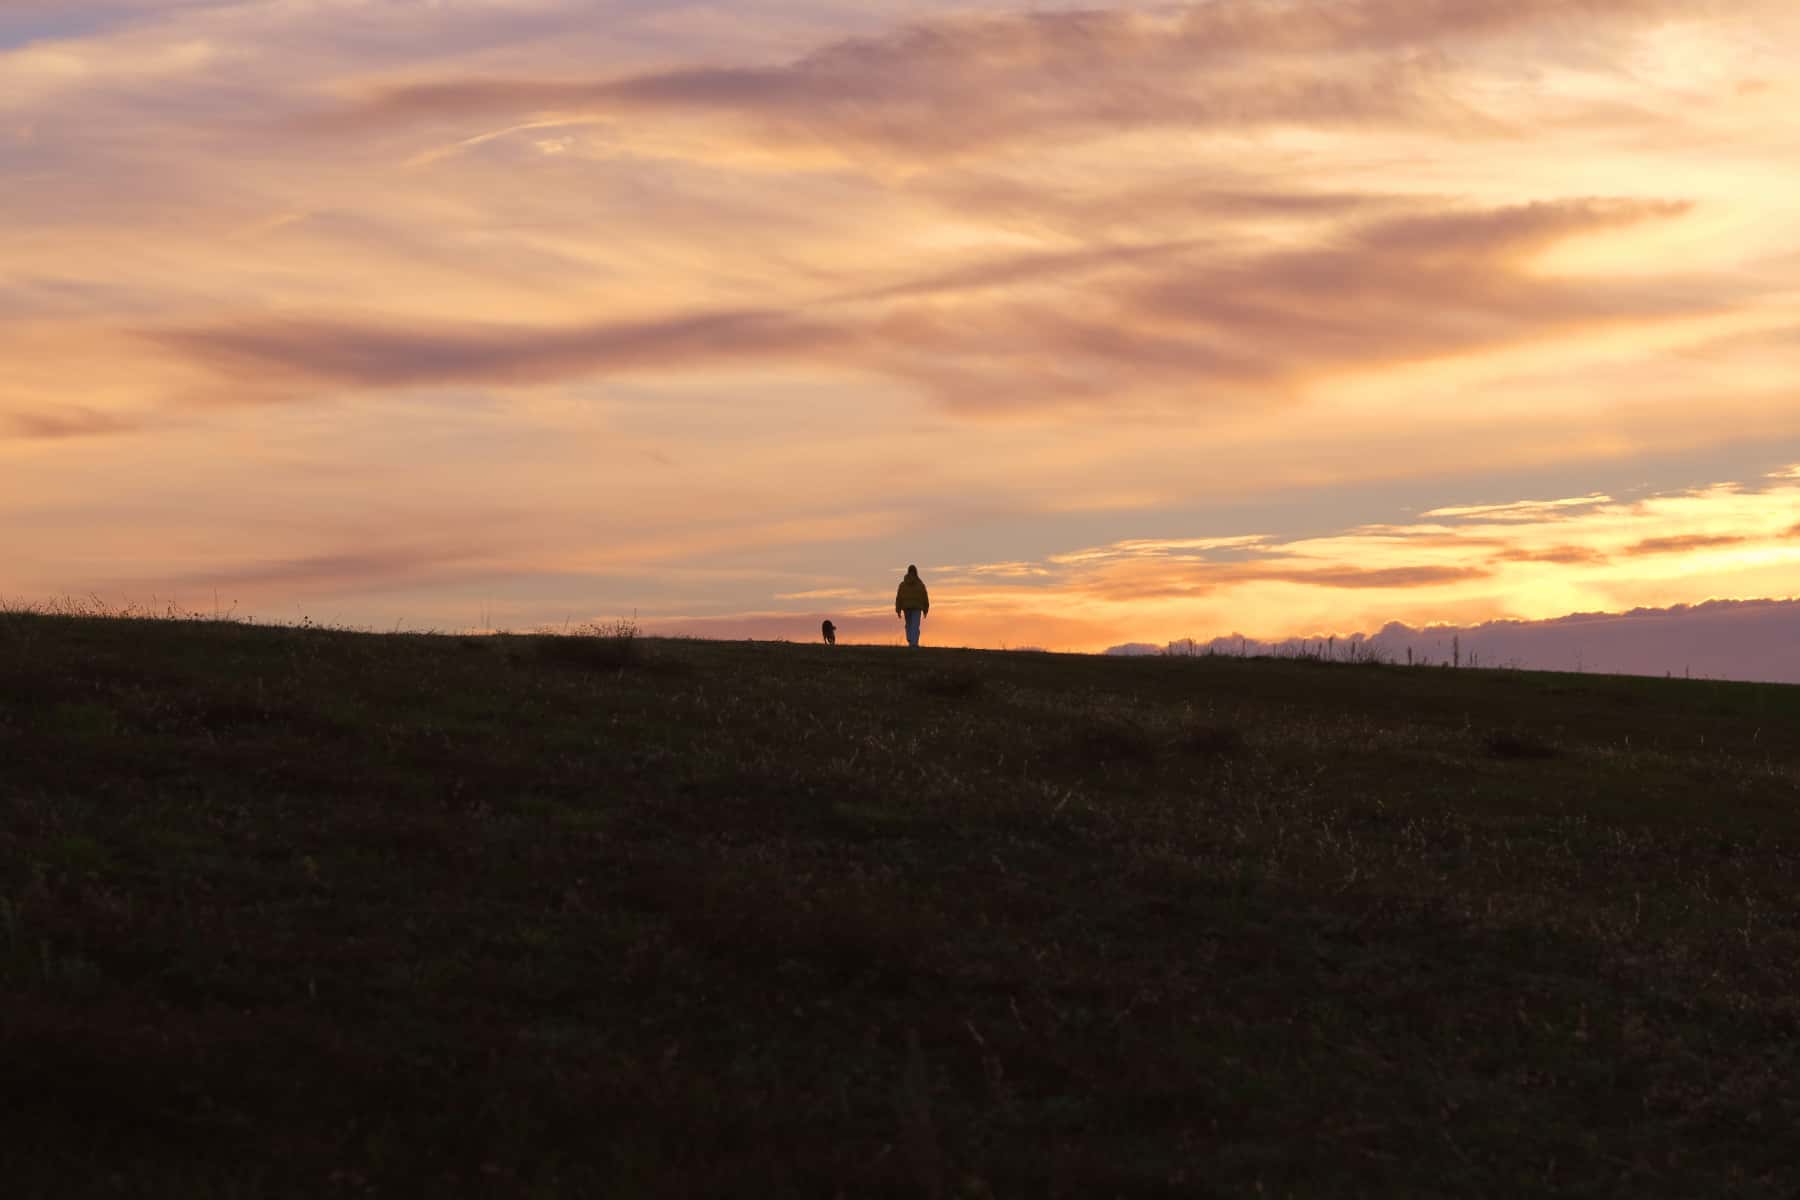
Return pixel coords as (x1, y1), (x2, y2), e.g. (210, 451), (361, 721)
(1109, 597), (1800, 686)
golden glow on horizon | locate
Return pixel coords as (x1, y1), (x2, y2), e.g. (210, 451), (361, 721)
(637, 470), (1800, 653)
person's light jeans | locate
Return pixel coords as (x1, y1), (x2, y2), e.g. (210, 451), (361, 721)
(903, 610), (922, 647)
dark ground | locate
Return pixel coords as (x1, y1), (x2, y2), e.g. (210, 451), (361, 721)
(3, 611), (1799, 1196)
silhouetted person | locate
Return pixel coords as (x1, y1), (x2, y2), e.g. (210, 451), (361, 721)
(895, 564), (929, 648)
(821, 619), (836, 646)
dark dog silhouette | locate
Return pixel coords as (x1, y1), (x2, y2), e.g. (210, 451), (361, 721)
(821, 619), (837, 646)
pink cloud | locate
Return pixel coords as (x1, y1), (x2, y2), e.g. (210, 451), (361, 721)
(146, 198), (1727, 420)
(96, 544), (509, 604)
(336, 10), (1463, 156)
(1062, 557), (1493, 603)
(150, 309), (849, 391)
(7, 406), (139, 440)
(1129, 200), (1707, 383)
(1495, 545), (1612, 565)
(1624, 534), (1747, 556)
(338, 0), (1705, 154)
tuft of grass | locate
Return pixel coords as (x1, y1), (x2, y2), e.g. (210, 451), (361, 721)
(536, 618), (642, 670)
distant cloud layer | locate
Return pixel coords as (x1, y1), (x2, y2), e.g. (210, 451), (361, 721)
(149, 197), (1723, 416)
(3, 0), (1799, 664)
(1115, 598), (1800, 685)
(153, 309), (844, 391)
(342, 0), (1713, 156)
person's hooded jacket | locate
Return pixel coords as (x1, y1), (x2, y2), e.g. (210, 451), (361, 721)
(895, 568), (929, 615)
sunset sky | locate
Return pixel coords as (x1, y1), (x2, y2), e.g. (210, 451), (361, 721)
(5, 0), (1800, 658)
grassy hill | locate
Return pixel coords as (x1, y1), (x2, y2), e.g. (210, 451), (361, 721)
(4, 611), (1800, 1197)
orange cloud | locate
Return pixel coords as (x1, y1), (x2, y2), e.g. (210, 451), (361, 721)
(339, 13), (1449, 158)
(340, 0), (1708, 160)
(1283, 565), (1492, 589)
(1624, 534), (1747, 556)
(1126, 200), (1707, 384)
(7, 406), (140, 440)
(99, 544), (508, 604)
(150, 309), (848, 392)
(1494, 546), (1611, 565)
(145, 198), (1727, 422)
(911, 170), (1407, 239)
(1423, 495), (1612, 521)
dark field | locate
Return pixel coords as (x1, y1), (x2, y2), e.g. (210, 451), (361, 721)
(4, 611), (1800, 1197)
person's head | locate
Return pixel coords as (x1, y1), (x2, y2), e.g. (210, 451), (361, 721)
(906, 564), (918, 577)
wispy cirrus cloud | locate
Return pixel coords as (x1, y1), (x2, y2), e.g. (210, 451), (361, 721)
(167, 546), (497, 596)
(908, 169), (1412, 240)
(337, 13), (1446, 157)
(0, 0), (236, 50)
(151, 308), (848, 392)
(1045, 557), (1494, 603)
(70, 541), (517, 612)
(146, 197), (1727, 418)
(1117, 198), (1709, 388)
(1624, 533), (1748, 556)
(1423, 494), (1614, 521)
(7, 406), (141, 440)
(928, 561), (1053, 580)
(1047, 535), (1273, 566)
(338, 0), (1721, 161)
(1494, 545), (1611, 565)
